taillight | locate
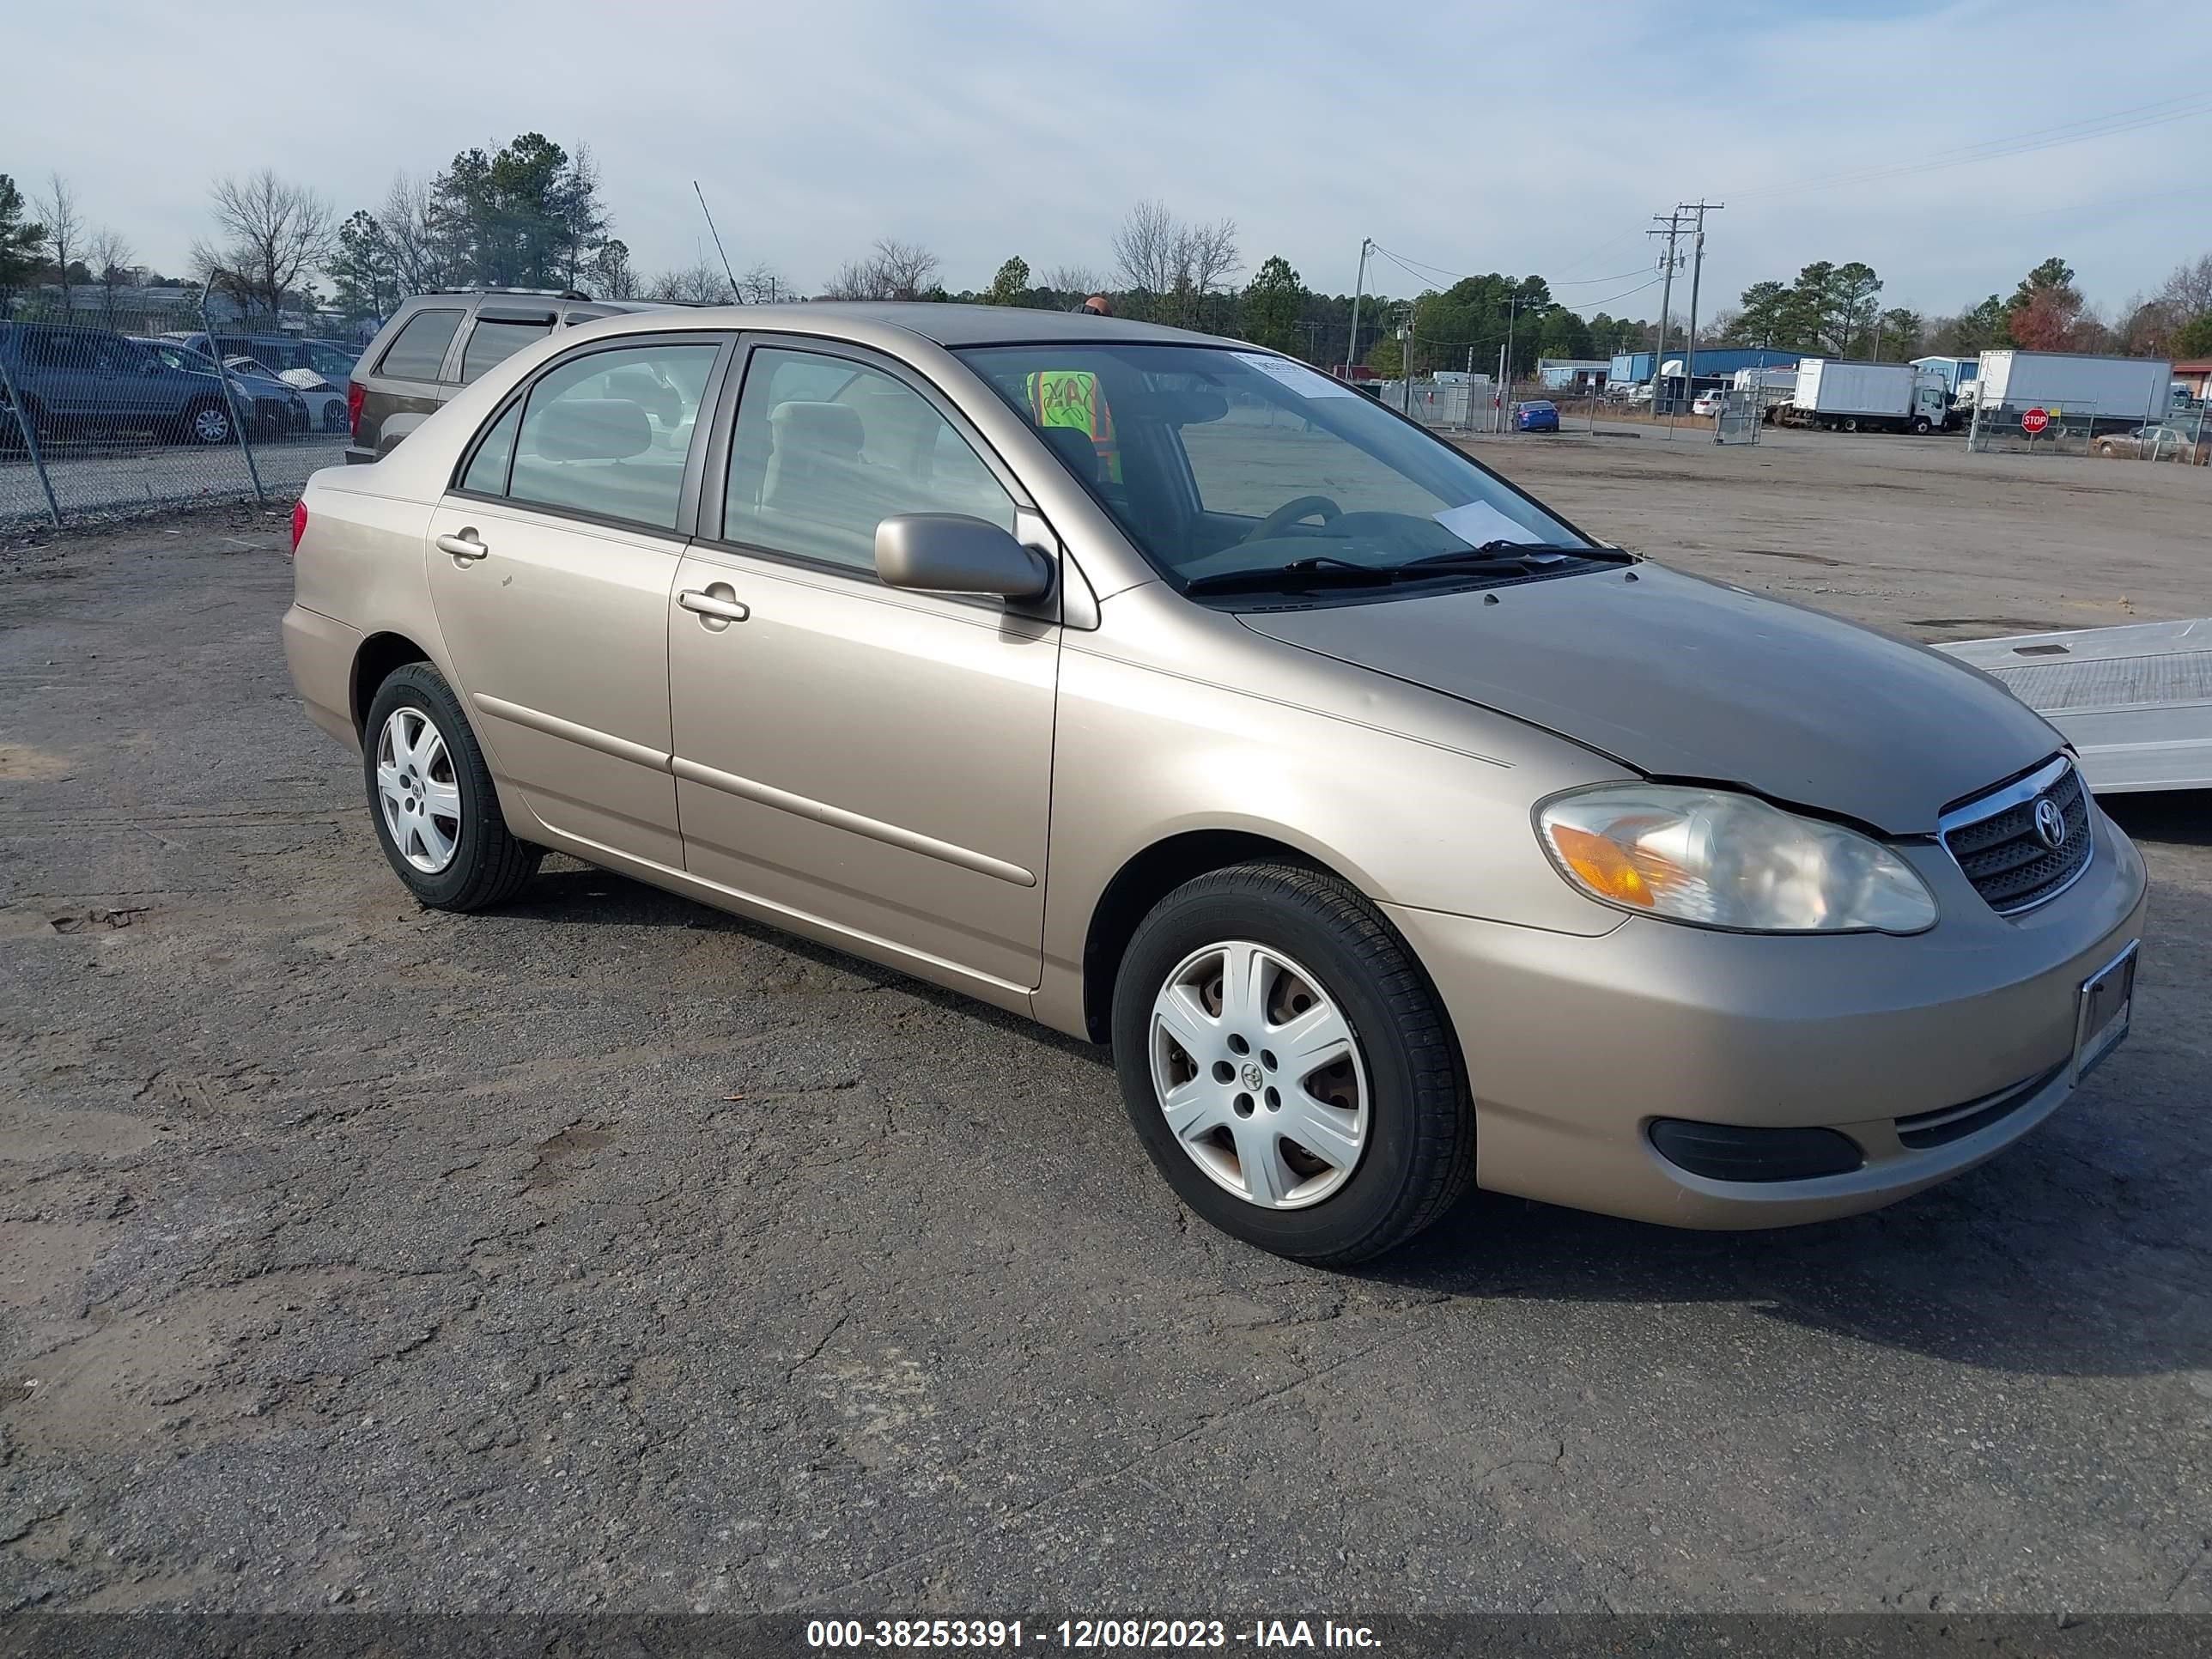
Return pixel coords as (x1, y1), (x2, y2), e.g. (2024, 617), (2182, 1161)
(346, 380), (365, 441)
(290, 498), (308, 553)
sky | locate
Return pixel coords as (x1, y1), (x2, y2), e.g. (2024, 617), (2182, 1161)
(9, 0), (2212, 324)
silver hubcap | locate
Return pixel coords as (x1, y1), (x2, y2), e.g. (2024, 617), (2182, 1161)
(375, 708), (462, 874)
(1149, 940), (1370, 1210)
(194, 407), (228, 442)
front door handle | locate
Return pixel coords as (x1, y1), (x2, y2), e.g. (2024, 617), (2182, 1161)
(436, 530), (489, 563)
(678, 586), (750, 628)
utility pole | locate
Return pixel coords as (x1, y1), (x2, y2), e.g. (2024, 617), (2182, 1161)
(1345, 237), (1375, 378)
(1648, 211), (1688, 418)
(1678, 201), (1722, 406)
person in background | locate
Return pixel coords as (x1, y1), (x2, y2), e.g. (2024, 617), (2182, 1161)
(1079, 294), (1112, 318)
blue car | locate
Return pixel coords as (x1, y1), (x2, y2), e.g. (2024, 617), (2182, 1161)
(1515, 398), (1560, 433)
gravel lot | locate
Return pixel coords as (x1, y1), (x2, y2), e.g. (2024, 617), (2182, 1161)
(2, 433), (2209, 1617)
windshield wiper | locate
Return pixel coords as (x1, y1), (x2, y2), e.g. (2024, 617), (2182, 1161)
(1392, 540), (1626, 572)
(1182, 556), (1401, 597)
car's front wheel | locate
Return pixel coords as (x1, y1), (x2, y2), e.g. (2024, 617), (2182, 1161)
(362, 662), (539, 911)
(1112, 863), (1474, 1265)
(179, 399), (232, 445)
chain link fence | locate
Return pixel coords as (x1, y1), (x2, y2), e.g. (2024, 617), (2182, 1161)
(1, 291), (357, 528)
(1966, 397), (2209, 463)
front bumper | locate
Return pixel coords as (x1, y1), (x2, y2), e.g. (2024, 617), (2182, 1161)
(1383, 811), (2148, 1228)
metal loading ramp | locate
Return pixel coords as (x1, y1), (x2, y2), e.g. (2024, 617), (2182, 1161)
(1936, 618), (2212, 794)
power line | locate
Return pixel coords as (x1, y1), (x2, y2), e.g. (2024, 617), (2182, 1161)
(1370, 242), (1647, 289)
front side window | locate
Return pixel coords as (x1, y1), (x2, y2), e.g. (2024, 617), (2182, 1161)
(307, 343), (356, 380)
(376, 308), (464, 381)
(722, 346), (1016, 574)
(957, 343), (1588, 598)
(460, 318), (553, 383)
(505, 341), (717, 529)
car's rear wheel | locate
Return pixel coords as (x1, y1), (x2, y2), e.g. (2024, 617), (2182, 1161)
(1111, 862), (1474, 1265)
(322, 400), (348, 434)
(362, 662), (539, 911)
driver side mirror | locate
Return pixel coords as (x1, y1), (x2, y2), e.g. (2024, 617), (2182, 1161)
(876, 514), (1052, 601)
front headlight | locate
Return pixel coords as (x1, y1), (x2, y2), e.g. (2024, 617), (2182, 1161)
(1536, 785), (1936, 934)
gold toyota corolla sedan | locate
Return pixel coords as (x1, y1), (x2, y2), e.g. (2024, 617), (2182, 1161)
(283, 303), (2147, 1264)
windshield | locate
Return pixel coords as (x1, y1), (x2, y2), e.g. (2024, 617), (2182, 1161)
(956, 343), (1588, 593)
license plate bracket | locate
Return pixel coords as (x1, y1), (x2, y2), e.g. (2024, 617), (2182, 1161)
(2073, 941), (2137, 1084)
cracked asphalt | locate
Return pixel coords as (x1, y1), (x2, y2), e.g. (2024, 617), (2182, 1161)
(1, 438), (2209, 1616)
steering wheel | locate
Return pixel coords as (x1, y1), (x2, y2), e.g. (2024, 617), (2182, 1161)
(1242, 494), (1343, 544)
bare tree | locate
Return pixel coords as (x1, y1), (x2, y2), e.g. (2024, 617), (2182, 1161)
(871, 238), (939, 300)
(374, 173), (456, 294)
(85, 226), (134, 324)
(191, 170), (337, 321)
(33, 173), (82, 313)
(1111, 199), (1182, 301)
(1042, 264), (1103, 301)
(1182, 216), (1240, 327)
(646, 263), (735, 304)
(736, 261), (787, 304)
(2158, 254), (2212, 321)
(821, 239), (939, 301)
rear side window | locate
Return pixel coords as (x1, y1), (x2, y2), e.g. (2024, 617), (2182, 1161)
(505, 342), (719, 529)
(375, 308), (464, 382)
(460, 319), (553, 383)
(459, 401), (522, 495)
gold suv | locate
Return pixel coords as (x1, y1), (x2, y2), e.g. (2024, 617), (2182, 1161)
(283, 305), (2146, 1264)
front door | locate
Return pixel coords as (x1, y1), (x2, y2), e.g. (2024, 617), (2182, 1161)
(668, 340), (1059, 996)
(425, 334), (726, 867)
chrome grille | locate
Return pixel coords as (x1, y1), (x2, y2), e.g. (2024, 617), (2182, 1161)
(1939, 757), (2094, 916)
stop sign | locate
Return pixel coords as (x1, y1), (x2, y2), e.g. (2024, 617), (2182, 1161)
(2022, 407), (2050, 434)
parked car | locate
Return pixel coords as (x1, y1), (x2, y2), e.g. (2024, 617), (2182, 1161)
(0, 320), (262, 446)
(1514, 398), (1560, 432)
(283, 304), (2145, 1266)
(167, 331), (360, 392)
(2091, 423), (2209, 465)
(1692, 388), (1729, 416)
(226, 356), (343, 434)
(344, 289), (670, 462)
(131, 338), (309, 438)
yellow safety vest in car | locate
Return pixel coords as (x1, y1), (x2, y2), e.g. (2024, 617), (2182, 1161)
(1025, 369), (1122, 483)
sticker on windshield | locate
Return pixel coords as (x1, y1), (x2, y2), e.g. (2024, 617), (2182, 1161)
(1432, 499), (1534, 547)
(1232, 352), (1359, 398)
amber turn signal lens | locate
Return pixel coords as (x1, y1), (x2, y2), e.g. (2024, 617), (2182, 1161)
(1547, 823), (1656, 908)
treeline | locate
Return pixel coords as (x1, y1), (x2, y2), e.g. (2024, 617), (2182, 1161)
(1714, 254), (2212, 362)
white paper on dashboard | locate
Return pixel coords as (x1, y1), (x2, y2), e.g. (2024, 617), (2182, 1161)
(1231, 352), (1359, 398)
(1431, 499), (1535, 547)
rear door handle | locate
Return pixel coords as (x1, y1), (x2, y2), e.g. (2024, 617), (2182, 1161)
(436, 531), (489, 562)
(679, 587), (750, 624)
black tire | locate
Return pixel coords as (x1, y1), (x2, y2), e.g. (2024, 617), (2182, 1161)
(362, 661), (539, 912)
(322, 400), (349, 434)
(1912, 416), (1931, 435)
(1110, 862), (1474, 1266)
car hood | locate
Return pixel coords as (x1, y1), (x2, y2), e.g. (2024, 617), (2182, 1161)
(1236, 562), (2062, 835)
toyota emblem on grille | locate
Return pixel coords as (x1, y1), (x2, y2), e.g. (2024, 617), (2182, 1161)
(2033, 796), (2067, 849)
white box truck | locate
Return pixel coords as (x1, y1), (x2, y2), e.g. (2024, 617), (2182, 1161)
(1972, 350), (2170, 427)
(1780, 358), (1954, 434)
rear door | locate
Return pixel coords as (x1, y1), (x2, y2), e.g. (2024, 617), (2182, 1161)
(425, 331), (731, 868)
(666, 337), (1060, 994)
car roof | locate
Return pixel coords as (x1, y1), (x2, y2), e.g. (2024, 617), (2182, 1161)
(564, 300), (1233, 351)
